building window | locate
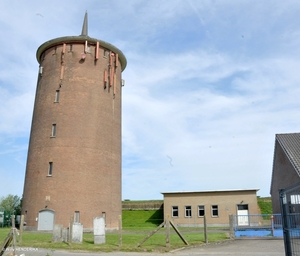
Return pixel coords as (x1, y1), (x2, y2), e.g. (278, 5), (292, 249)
(51, 124), (56, 137)
(198, 205), (205, 217)
(53, 46), (57, 55)
(69, 44), (73, 52)
(103, 49), (108, 58)
(48, 162), (53, 176)
(185, 206), (192, 218)
(55, 90), (60, 102)
(291, 195), (300, 204)
(172, 206), (179, 217)
(211, 205), (219, 217)
(74, 211), (80, 223)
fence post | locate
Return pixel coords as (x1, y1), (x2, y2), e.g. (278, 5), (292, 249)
(19, 215), (24, 244)
(229, 214), (235, 239)
(271, 215), (274, 237)
(69, 216), (73, 245)
(280, 189), (292, 256)
(204, 215), (208, 244)
(11, 215), (16, 256)
(166, 216), (170, 248)
(118, 215), (122, 248)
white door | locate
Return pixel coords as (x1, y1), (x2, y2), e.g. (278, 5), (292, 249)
(237, 204), (249, 226)
(38, 209), (54, 230)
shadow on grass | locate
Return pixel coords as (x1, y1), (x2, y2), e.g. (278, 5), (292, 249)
(145, 208), (164, 226)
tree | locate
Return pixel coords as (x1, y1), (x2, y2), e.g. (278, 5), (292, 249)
(0, 194), (21, 214)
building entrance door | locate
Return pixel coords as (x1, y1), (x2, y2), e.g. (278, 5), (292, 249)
(38, 209), (55, 230)
(237, 204), (249, 226)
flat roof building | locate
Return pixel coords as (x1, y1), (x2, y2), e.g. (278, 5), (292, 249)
(162, 189), (259, 227)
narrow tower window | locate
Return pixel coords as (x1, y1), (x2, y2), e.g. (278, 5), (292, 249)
(48, 162), (53, 176)
(51, 124), (56, 137)
(103, 49), (108, 58)
(69, 44), (73, 52)
(54, 90), (60, 102)
(39, 66), (43, 76)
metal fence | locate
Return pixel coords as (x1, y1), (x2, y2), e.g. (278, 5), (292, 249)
(280, 182), (300, 256)
(0, 211), (12, 228)
(232, 214), (283, 238)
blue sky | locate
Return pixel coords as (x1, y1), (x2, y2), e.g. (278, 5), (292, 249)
(0, 1), (300, 200)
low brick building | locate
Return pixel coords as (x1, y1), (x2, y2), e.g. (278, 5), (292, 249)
(162, 189), (259, 227)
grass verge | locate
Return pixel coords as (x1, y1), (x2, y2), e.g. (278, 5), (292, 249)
(0, 228), (228, 253)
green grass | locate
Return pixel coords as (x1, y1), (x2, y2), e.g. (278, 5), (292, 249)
(0, 226), (228, 253)
(122, 209), (164, 230)
(0, 209), (230, 252)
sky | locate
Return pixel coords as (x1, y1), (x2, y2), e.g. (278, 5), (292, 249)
(0, 1), (300, 201)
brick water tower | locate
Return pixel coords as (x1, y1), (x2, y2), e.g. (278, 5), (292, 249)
(22, 13), (126, 230)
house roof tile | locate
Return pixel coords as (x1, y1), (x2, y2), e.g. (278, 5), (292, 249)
(276, 133), (300, 176)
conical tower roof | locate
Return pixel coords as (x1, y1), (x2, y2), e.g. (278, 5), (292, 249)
(80, 12), (88, 37)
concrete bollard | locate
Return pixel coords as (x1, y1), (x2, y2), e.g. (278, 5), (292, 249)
(72, 223), (83, 243)
(52, 224), (63, 242)
(94, 217), (106, 244)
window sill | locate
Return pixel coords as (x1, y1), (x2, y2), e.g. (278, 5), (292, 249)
(46, 175), (52, 177)
(50, 136), (56, 138)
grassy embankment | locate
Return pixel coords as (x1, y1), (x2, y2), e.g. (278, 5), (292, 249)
(257, 197), (272, 214)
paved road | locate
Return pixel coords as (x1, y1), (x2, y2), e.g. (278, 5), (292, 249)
(5, 239), (285, 256)
(175, 239), (285, 255)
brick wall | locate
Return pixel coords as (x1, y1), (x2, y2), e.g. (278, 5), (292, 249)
(22, 40), (125, 230)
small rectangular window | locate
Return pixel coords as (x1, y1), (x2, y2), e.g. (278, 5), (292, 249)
(185, 206), (192, 218)
(211, 205), (219, 217)
(51, 124), (56, 137)
(172, 206), (179, 217)
(55, 90), (60, 102)
(74, 211), (80, 223)
(103, 49), (108, 58)
(53, 46), (57, 55)
(69, 44), (73, 52)
(198, 205), (205, 217)
(48, 162), (53, 176)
